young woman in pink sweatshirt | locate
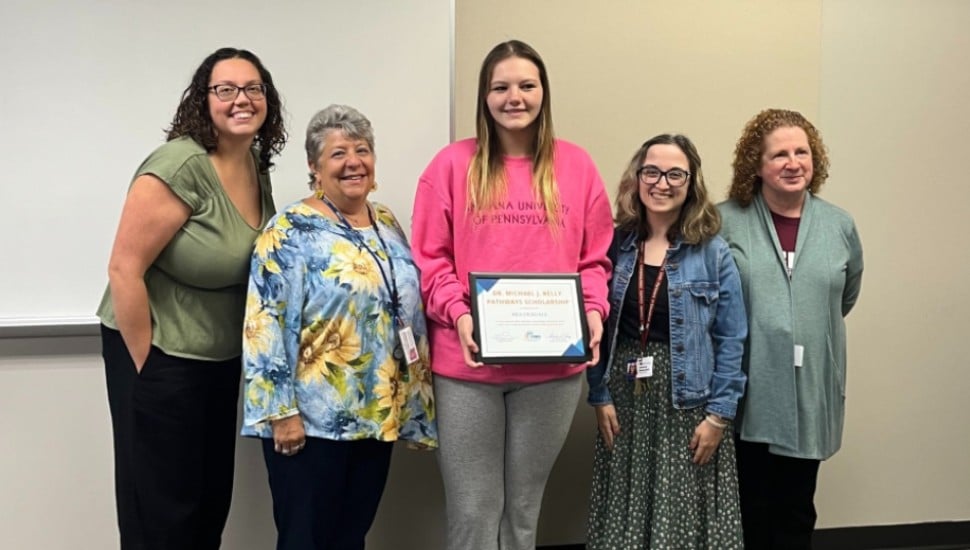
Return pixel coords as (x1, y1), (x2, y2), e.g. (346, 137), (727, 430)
(411, 39), (613, 550)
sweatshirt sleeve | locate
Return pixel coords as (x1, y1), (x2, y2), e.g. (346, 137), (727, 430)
(411, 149), (470, 327)
(577, 160), (614, 319)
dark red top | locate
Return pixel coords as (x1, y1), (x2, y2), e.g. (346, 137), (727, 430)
(771, 211), (800, 253)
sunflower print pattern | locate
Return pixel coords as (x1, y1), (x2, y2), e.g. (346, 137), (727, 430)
(241, 200), (437, 448)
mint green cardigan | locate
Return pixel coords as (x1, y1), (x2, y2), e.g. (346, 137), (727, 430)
(718, 193), (863, 459)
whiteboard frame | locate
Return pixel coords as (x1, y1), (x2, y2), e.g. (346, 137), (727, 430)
(0, 0), (456, 339)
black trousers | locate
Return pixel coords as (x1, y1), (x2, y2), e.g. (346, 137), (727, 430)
(735, 437), (822, 550)
(261, 437), (394, 550)
(102, 325), (241, 550)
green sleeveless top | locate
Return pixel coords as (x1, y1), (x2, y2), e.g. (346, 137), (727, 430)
(97, 136), (275, 360)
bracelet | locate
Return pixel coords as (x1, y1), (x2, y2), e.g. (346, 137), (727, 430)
(704, 414), (728, 430)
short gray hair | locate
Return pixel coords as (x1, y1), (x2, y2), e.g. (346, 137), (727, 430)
(305, 104), (375, 188)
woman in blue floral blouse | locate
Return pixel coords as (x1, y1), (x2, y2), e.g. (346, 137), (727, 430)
(242, 104), (437, 549)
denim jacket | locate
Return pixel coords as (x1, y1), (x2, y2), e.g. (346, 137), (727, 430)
(586, 228), (748, 419)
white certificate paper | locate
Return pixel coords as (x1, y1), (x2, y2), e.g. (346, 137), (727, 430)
(469, 273), (591, 364)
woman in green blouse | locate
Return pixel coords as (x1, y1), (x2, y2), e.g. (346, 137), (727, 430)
(97, 47), (286, 549)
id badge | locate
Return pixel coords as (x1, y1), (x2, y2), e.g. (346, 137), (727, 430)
(636, 356), (654, 379)
(398, 325), (420, 365)
(625, 358), (637, 381)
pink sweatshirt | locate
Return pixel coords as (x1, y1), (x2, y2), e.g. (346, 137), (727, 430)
(411, 138), (613, 383)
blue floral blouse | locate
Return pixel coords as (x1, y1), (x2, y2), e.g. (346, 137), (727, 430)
(241, 200), (437, 448)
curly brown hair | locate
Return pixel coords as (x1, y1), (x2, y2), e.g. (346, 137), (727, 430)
(728, 108), (829, 206)
(615, 134), (720, 245)
(166, 47), (287, 172)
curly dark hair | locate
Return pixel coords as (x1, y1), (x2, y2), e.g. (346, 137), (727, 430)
(728, 108), (829, 206)
(166, 47), (286, 172)
(615, 134), (720, 245)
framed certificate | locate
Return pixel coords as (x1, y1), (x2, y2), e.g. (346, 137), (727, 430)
(468, 273), (591, 364)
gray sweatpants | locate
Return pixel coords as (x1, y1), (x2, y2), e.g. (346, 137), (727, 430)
(434, 373), (583, 550)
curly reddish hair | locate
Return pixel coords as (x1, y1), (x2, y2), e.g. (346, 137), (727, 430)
(728, 109), (829, 206)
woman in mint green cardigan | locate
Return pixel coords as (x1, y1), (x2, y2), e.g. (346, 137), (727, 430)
(718, 109), (863, 550)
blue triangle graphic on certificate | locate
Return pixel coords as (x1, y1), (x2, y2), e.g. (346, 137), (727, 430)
(563, 341), (586, 357)
(477, 279), (499, 293)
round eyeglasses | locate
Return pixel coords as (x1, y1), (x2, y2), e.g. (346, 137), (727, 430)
(637, 166), (690, 187)
(208, 83), (268, 102)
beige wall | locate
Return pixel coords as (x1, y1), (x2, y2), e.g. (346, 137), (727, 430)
(455, 0), (970, 537)
(457, 0), (822, 201)
(2, 1), (968, 549)
(455, 3), (822, 542)
(815, 0), (970, 526)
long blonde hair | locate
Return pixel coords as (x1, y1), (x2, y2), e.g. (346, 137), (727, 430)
(467, 40), (559, 228)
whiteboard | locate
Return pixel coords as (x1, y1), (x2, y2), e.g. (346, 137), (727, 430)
(0, 0), (452, 334)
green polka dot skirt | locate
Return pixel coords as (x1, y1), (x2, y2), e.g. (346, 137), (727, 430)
(587, 338), (744, 549)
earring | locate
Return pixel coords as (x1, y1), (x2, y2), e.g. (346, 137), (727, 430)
(371, 181), (378, 191)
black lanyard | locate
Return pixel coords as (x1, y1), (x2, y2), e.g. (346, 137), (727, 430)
(320, 194), (403, 328)
(637, 241), (667, 353)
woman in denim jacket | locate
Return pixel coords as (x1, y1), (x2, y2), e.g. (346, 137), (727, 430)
(586, 134), (748, 549)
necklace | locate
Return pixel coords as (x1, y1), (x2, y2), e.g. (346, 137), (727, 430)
(314, 191), (369, 226)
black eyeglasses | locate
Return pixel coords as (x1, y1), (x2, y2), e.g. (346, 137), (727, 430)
(208, 83), (268, 102)
(637, 166), (690, 187)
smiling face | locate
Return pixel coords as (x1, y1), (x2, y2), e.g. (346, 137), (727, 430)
(639, 144), (690, 222)
(207, 58), (267, 143)
(310, 130), (375, 207)
(485, 56), (544, 140)
(758, 125), (814, 203)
